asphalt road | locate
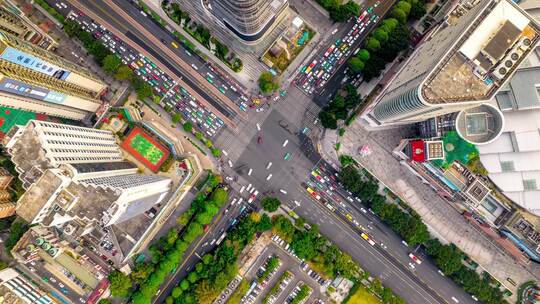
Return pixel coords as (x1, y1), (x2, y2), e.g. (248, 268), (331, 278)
(56, 0), (247, 128)
(215, 84), (477, 304)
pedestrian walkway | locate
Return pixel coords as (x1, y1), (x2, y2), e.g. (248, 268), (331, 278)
(319, 121), (539, 297)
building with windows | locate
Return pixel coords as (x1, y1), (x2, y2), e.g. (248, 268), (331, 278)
(0, 267), (57, 304)
(0, 31), (106, 121)
(363, 0), (540, 126)
(5, 120), (123, 187)
(0, 3), (57, 50)
(209, 0), (288, 44)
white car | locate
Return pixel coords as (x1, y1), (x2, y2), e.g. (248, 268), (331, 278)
(282, 139), (289, 147)
(279, 189), (287, 194)
(266, 174), (272, 181)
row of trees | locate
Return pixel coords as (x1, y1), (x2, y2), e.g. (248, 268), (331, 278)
(426, 239), (509, 303)
(63, 21), (154, 100)
(337, 163), (509, 304)
(165, 3), (243, 72)
(316, 0), (361, 22)
(348, 0), (426, 81)
(108, 175), (228, 302)
(319, 83), (363, 129)
(165, 212), (273, 304)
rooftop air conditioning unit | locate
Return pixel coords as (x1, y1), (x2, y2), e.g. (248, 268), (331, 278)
(519, 37), (532, 51)
(492, 67), (507, 80)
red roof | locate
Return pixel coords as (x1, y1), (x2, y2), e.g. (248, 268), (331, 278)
(410, 140), (426, 162)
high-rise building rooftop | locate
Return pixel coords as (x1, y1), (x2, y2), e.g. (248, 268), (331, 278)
(365, 0), (540, 125)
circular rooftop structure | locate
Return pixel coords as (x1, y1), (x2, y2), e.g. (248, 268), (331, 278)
(455, 103), (504, 145)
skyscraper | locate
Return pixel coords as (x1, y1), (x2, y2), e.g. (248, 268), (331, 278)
(364, 0), (540, 126)
(5, 120), (123, 187)
(209, 0), (288, 44)
(0, 31), (106, 121)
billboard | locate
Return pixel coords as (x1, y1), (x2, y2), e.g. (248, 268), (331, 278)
(0, 46), (71, 79)
(0, 77), (66, 104)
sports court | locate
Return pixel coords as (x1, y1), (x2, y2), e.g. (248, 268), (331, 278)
(0, 106), (59, 139)
(121, 126), (170, 172)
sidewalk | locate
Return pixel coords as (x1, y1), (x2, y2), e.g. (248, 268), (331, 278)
(318, 123), (538, 297)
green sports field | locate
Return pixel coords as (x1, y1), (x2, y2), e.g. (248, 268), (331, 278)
(129, 134), (164, 165)
(130, 134), (163, 165)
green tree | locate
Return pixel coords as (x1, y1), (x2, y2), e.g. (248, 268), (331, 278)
(396, 1), (412, 16)
(102, 54), (122, 74)
(108, 271), (132, 298)
(172, 113), (182, 124)
(348, 57), (365, 73)
(172, 286), (183, 298)
(373, 28), (389, 42)
(0, 260), (7, 271)
(211, 188), (228, 206)
(357, 49), (370, 61)
(391, 8), (407, 23)
(426, 239), (463, 275)
(261, 197), (281, 212)
(165, 296), (174, 304)
(366, 37), (381, 52)
(183, 122), (193, 132)
(194, 279), (219, 304)
(180, 279), (190, 290)
(183, 222), (204, 243)
(98, 300), (112, 304)
(319, 110), (338, 129)
(202, 253), (213, 265)
(114, 65), (133, 81)
(187, 271), (198, 283)
(258, 72), (279, 94)
(381, 18), (399, 32)
(211, 148), (221, 157)
(131, 262), (154, 284)
(410, 0), (426, 20)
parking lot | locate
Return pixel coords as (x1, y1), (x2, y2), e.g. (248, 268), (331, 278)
(294, 2), (381, 95)
(239, 238), (328, 304)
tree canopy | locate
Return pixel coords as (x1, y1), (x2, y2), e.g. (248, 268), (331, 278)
(261, 197), (281, 212)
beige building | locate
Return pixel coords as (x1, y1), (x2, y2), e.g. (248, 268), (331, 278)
(0, 31), (106, 121)
(0, 2), (58, 50)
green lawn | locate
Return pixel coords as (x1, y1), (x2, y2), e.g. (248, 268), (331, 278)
(347, 286), (381, 304)
(130, 134), (164, 165)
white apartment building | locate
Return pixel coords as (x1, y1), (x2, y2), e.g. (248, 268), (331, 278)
(5, 120), (123, 187)
(363, 0), (540, 127)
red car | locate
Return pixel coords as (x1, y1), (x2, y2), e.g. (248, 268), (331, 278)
(203, 225), (210, 232)
(257, 136), (263, 144)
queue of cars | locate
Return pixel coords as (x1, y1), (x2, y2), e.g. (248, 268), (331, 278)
(295, 3), (380, 94)
(67, 10), (232, 138)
